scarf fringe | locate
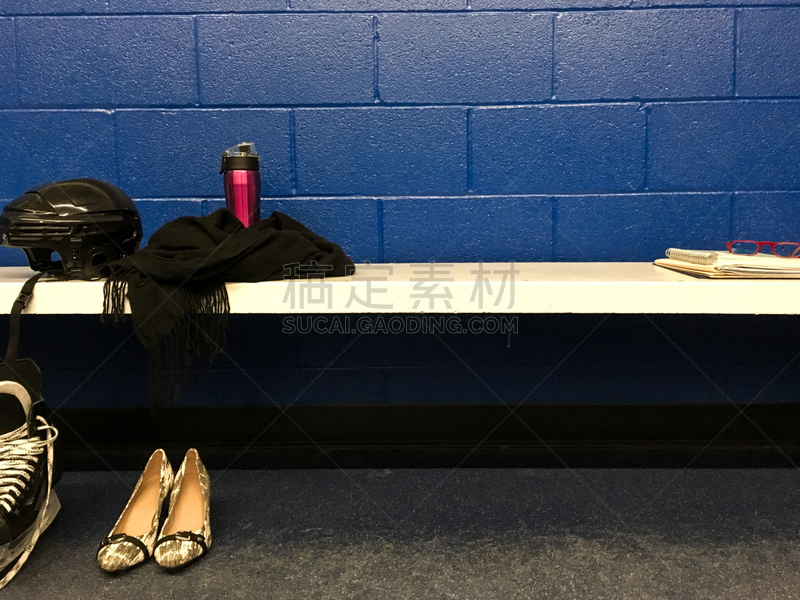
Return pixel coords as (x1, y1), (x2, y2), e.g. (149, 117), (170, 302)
(102, 269), (230, 410)
(102, 272), (131, 324)
(148, 287), (229, 411)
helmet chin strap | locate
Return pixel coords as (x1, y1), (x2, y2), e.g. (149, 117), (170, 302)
(3, 273), (47, 436)
(5, 273), (45, 368)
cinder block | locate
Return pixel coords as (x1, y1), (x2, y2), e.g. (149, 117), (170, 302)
(18, 17), (196, 106)
(188, 368), (386, 406)
(291, 0), (467, 11)
(490, 364), (729, 404)
(292, 0), (464, 8)
(326, 327), (468, 369)
(0, 0), (110, 15)
(476, 0), (798, 6)
(7, 315), (148, 371)
(737, 9), (800, 97)
(464, 314), (715, 367)
(0, 0), (462, 11)
(383, 196), (552, 262)
(198, 14), (373, 105)
(50, 370), (150, 408)
(554, 193), (730, 261)
(649, 0), (799, 6)
(0, 0), (467, 13)
(117, 109), (292, 198)
(380, 13), (552, 103)
(295, 108), (466, 196)
(733, 192), (800, 242)
(557, 9), (734, 100)
(472, 0), (644, 8)
(472, 104), (645, 194)
(225, 315), (299, 370)
(386, 368), (491, 404)
(0, 110), (116, 198)
(648, 101), (800, 191)
(727, 364), (800, 403)
(111, 0), (285, 12)
(0, 19), (16, 106)
(134, 199), (205, 244)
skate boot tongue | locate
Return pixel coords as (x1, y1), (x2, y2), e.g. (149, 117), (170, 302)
(0, 382), (31, 437)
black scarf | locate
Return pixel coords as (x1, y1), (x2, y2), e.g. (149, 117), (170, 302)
(102, 208), (354, 407)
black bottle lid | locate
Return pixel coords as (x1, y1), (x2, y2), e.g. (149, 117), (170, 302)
(220, 142), (260, 173)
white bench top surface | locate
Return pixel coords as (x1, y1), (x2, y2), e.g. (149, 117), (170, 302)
(0, 263), (797, 315)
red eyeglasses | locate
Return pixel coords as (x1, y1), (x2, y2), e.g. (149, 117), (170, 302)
(727, 240), (800, 258)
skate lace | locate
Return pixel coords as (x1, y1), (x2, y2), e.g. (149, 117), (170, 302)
(0, 415), (58, 589)
(0, 417), (57, 512)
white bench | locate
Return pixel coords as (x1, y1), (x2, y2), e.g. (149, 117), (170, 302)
(0, 263), (798, 315)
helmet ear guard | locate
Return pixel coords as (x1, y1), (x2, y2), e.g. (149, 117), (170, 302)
(81, 244), (117, 279)
(22, 247), (60, 273)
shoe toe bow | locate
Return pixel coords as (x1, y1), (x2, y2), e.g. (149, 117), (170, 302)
(96, 537), (148, 572)
(154, 532), (207, 569)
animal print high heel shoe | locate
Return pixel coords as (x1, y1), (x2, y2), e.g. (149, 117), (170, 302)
(97, 449), (173, 572)
(154, 449), (211, 570)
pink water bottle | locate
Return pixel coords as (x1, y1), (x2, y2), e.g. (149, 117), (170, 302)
(220, 142), (261, 227)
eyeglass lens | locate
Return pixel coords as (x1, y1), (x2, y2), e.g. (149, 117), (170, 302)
(729, 241), (800, 257)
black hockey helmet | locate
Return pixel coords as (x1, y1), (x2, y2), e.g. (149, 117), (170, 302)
(0, 179), (142, 279)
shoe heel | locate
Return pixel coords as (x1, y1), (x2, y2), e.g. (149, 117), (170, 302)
(97, 450), (174, 573)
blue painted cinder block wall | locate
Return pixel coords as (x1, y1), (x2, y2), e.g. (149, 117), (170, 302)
(1, 1), (799, 265)
(1, 1), (800, 410)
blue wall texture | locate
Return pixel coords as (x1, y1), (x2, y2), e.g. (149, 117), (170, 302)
(1, 1), (799, 265)
(0, 2), (799, 410)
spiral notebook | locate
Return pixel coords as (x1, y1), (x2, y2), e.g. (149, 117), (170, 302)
(654, 249), (800, 278)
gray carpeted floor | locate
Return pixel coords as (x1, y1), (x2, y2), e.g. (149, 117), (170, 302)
(3, 468), (800, 599)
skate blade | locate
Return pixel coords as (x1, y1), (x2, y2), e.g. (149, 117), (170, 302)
(0, 489), (61, 572)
